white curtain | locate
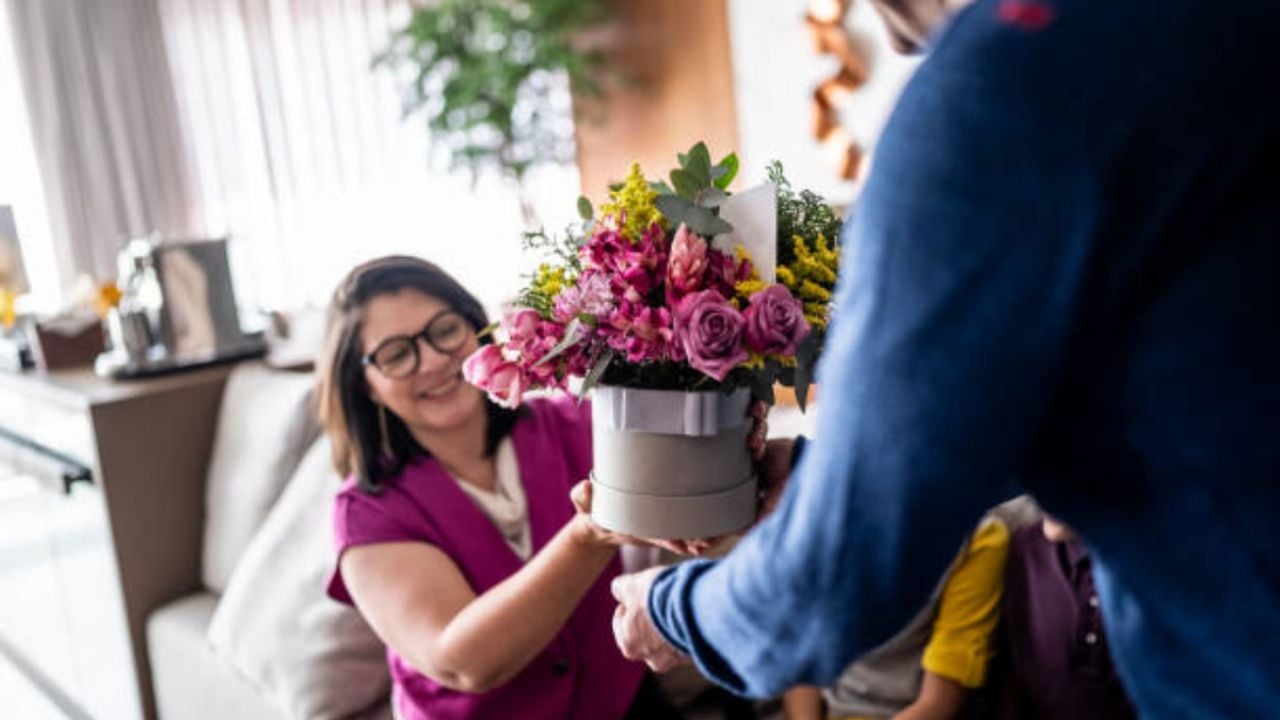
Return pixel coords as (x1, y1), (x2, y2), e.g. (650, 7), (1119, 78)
(5, 0), (198, 289)
(8, 0), (579, 313)
(156, 0), (579, 312)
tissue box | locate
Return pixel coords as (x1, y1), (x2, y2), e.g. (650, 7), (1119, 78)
(32, 315), (106, 371)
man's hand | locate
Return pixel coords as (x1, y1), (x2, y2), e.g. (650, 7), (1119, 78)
(611, 566), (690, 672)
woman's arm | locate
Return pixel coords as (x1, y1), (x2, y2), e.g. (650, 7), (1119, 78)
(341, 511), (616, 693)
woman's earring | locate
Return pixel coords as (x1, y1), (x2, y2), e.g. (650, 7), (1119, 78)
(378, 404), (393, 458)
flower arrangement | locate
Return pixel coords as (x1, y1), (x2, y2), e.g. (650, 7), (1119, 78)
(465, 143), (841, 410)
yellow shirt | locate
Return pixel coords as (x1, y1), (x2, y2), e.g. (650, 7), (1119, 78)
(825, 517), (1014, 720)
(920, 518), (1011, 688)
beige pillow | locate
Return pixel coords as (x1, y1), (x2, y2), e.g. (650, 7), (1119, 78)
(203, 362), (320, 592)
(207, 437), (391, 720)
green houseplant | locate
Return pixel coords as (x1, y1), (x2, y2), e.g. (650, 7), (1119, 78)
(378, 0), (610, 221)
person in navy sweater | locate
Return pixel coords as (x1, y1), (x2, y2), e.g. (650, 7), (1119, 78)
(610, 1), (1280, 718)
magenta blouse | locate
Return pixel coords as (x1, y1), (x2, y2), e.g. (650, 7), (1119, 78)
(328, 397), (644, 720)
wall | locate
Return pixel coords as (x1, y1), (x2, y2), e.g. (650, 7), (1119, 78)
(726, 0), (922, 206)
(573, 0), (741, 203)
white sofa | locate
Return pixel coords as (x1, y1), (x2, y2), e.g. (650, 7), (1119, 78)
(145, 362), (393, 720)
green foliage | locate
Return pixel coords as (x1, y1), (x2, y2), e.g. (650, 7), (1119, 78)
(768, 160), (844, 264)
(515, 224), (586, 315)
(654, 142), (739, 237)
(521, 224), (586, 270)
(378, 0), (609, 181)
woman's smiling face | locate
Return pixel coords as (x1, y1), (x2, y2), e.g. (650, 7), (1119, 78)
(360, 289), (484, 439)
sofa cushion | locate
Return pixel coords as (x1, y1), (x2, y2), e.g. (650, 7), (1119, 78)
(147, 593), (285, 720)
(207, 436), (392, 720)
(203, 362), (319, 592)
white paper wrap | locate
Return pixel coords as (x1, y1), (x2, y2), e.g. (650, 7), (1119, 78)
(714, 182), (777, 283)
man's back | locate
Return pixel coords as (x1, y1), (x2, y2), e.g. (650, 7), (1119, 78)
(940, 2), (1280, 715)
(647, 1), (1279, 717)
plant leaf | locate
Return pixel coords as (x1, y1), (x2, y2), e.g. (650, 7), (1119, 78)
(713, 153), (739, 190)
(576, 196), (593, 220)
(649, 180), (675, 196)
(682, 204), (734, 237)
(670, 169), (700, 200)
(534, 319), (584, 367)
(694, 186), (728, 209)
(655, 194), (694, 228)
(747, 371), (776, 406)
(794, 332), (819, 413)
(686, 142), (712, 185)
(476, 321), (499, 340)
(578, 348), (616, 400)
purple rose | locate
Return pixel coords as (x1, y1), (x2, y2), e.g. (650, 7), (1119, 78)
(675, 290), (748, 382)
(744, 284), (811, 356)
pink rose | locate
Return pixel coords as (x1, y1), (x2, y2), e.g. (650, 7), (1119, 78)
(744, 285), (811, 356)
(462, 345), (528, 408)
(675, 290), (748, 382)
(666, 224), (708, 303)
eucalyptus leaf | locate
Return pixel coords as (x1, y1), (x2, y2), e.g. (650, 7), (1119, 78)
(682, 204), (734, 237)
(694, 186), (728, 209)
(713, 153), (739, 190)
(649, 180), (675, 196)
(670, 169), (700, 200)
(576, 196), (593, 220)
(686, 142), (712, 185)
(655, 194), (694, 227)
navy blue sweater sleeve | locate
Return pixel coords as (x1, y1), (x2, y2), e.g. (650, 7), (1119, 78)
(648, 4), (1103, 697)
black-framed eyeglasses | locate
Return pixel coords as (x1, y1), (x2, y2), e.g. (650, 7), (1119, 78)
(362, 310), (472, 379)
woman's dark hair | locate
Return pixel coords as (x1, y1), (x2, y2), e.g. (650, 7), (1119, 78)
(317, 255), (520, 494)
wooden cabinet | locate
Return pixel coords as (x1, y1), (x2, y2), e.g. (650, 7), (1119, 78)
(0, 366), (231, 720)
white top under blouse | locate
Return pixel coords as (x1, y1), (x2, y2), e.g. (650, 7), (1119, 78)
(450, 438), (532, 561)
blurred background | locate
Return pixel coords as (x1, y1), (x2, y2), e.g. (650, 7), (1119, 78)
(0, 0), (918, 322)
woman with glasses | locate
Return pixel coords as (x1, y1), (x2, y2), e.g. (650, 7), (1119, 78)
(317, 256), (763, 720)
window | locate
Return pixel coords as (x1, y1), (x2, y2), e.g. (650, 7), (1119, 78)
(158, 0), (581, 314)
(0, 2), (61, 312)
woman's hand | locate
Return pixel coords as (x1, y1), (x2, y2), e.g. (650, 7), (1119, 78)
(568, 480), (633, 548)
(568, 480), (719, 556)
(570, 400), (775, 555)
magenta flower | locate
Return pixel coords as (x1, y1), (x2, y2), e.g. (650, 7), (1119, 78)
(744, 285), (811, 356)
(605, 303), (675, 363)
(500, 309), (543, 354)
(462, 345), (529, 408)
(666, 224), (708, 304)
(583, 228), (628, 273)
(703, 247), (755, 299)
(674, 290), (748, 382)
